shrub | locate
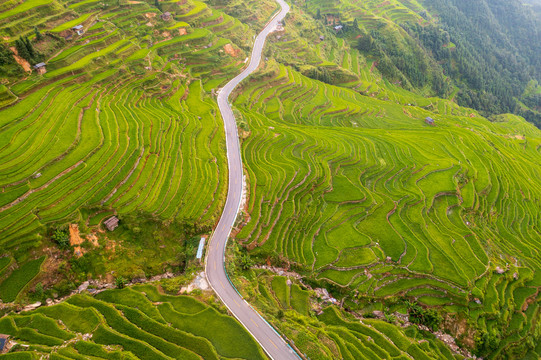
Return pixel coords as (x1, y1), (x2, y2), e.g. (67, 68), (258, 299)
(115, 276), (126, 289)
(52, 229), (70, 250)
(407, 302), (442, 331)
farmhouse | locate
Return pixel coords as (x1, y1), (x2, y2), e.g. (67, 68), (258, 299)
(334, 25), (343, 31)
(72, 24), (84, 35)
(161, 12), (171, 21)
(425, 117), (435, 126)
(104, 216), (119, 231)
(0, 335), (9, 354)
(33, 62), (46, 75)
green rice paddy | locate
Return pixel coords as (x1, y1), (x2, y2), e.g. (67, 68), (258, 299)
(0, 285), (266, 360)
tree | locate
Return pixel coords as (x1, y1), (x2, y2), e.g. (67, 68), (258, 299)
(0, 44), (14, 66)
(34, 26), (42, 41)
(23, 36), (35, 58)
(115, 276), (127, 289)
(239, 253), (254, 270)
(52, 229), (70, 249)
(356, 33), (375, 52)
(407, 302), (442, 331)
(15, 38), (31, 62)
(353, 18), (359, 30)
(316, 8), (321, 20)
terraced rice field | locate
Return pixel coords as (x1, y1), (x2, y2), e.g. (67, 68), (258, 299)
(234, 61), (541, 355)
(0, 0), (279, 298)
(242, 270), (461, 359)
(0, 285), (266, 360)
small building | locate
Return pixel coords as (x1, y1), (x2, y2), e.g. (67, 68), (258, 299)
(0, 335), (9, 354)
(334, 25), (343, 31)
(72, 24), (84, 35)
(104, 216), (119, 231)
(160, 12), (171, 21)
(319, 35), (325, 41)
(196, 237), (206, 261)
(33, 62), (46, 75)
(425, 117), (435, 126)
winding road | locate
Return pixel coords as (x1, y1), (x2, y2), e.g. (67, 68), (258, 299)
(204, 1), (299, 359)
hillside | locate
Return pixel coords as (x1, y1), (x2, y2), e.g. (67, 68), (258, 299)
(0, 0), (540, 359)
(0, 284), (267, 359)
(300, 0), (541, 128)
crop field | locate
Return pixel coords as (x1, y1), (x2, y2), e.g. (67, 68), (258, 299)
(1, 0), (541, 357)
(0, 0), (282, 294)
(233, 42), (541, 356)
(235, 269), (461, 359)
(0, 256), (44, 303)
(0, 285), (266, 360)
(302, 0), (426, 28)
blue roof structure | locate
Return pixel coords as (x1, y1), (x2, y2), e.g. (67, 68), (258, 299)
(0, 338), (6, 351)
(196, 237), (206, 260)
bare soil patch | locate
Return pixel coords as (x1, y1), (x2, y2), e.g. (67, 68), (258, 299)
(10, 47), (31, 72)
(224, 43), (239, 57)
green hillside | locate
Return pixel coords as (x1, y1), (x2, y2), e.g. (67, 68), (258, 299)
(1, 0), (540, 358)
(301, 0), (541, 127)
(0, 284), (266, 360)
(230, 265), (465, 360)
(0, 0), (276, 299)
(230, 4), (541, 358)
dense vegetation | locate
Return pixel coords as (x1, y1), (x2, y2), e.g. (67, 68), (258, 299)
(302, 0), (541, 128)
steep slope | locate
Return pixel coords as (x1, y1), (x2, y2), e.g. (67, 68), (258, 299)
(301, 0), (541, 127)
(229, 6), (541, 358)
(0, 0), (276, 298)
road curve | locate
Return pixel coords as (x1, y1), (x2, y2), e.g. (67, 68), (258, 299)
(205, 1), (298, 360)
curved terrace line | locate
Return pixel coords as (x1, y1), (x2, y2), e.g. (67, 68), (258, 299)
(204, 1), (299, 359)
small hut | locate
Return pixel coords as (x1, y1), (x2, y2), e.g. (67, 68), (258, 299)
(161, 12), (171, 21)
(33, 62), (46, 75)
(72, 24), (84, 35)
(425, 117), (435, 126)
(104, 216), (119, 231)
(0, 335), (9, 354)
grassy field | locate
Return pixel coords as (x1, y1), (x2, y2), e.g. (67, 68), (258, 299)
(0, 284), (266, 360)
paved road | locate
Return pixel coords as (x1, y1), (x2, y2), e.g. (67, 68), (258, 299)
(204, 1), (298, 359)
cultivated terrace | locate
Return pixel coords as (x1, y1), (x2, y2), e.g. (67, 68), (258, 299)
(0, 0), (540, 359)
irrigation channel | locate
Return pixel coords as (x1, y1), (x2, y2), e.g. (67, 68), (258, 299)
(204, 1), (299, 359)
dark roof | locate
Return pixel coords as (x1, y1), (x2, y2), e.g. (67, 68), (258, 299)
(34, 62), (46, 68)
(104, 216), (119, 230)
(0, 338), (6, 351)
(72, 25), (83, 30)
